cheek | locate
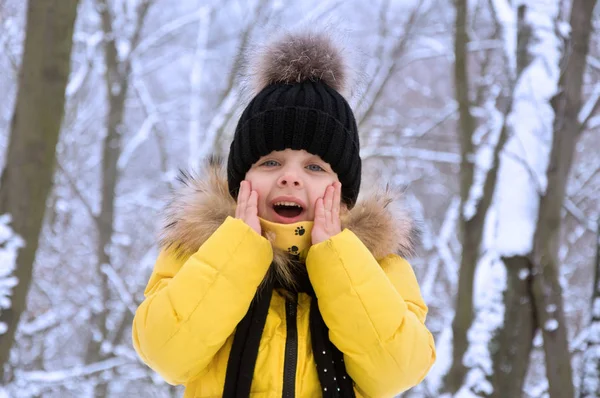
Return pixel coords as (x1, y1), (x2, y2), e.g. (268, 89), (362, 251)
(307, 181), (332, 204)
(308, 176), (341, 201)
(244, 174), (269, 209)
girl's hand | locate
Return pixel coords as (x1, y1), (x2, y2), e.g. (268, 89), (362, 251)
(312, 182), (342, 245)
(235, 180), (261, 235)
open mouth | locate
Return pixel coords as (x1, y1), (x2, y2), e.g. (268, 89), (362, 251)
(272, 201), (304, 219)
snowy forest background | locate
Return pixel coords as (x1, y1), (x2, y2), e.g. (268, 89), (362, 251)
(0, 0), (599, 397)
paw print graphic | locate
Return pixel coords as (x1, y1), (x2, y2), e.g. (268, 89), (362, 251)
(295, 226), (305, 236)
(288, 245), (299, 254)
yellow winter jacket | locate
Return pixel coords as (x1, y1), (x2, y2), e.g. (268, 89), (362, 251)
(132, 164), (436, 397)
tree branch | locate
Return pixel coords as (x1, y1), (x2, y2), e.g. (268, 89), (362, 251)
(18, 357), (131, 383)
(55, 159), (98, 224)
(356, 0), (428, 129)
(578, 82), (600, 133)
(101, 264), (138, 315)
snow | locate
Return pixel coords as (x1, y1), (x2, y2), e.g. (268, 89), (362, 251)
(110, 82), (122, 96)
(21, 310), (58, 336)
(134, 8), (208, 57)
(490, 0), (516, 78)
(460, 253), (507, 395)
(589, 320), (600, 344)
(188, 7), (211, 169)
(361, 146), (461, 164)
(519, 268), (530, 280)
(463, 76), (505, 221)
(112, 232), (132, 247)
(17, 357), (130, 383)
(196, 87), (239, 164)
(117, 40), (131, 62)
(426, 324), (453, 393)
(556, 21), (571, 38)
(579, 83), (600, 125)
(118, 113), (157, 169)
(421, 196), (460, 300)
(544, 319), (559, 332)
(581, 342), (600, 397)
(493, 0), (561, 256)
(533, 330), (543, 347)
(66, 61), (90, 97)
(101, 264), (137, 315)
(0, 214), (23, 335)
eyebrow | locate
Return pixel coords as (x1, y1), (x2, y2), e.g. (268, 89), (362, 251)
(306, 155), (324, 162)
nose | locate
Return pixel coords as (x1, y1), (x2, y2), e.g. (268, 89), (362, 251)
(277, 171), (303, 188)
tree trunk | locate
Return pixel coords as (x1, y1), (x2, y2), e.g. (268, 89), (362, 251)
(531, 1), (596, 396)
(489, 256), (536, 397)
(444, 0), (476, 391)
(488, 5), (535, 395)
(83, 65), (127, 397)
(0, 0), (79, 381)
(84, 2), (151, 396)
(579, 220), (600, 398)
(445, 0), (511, 391)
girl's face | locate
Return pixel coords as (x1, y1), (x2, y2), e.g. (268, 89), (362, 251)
(244, 149), (343, 224)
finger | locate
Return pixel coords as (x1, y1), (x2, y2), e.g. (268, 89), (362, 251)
(314, 197), (325, 223)
(324, 185), (334, 212)
(237, 181), (248, 217)
(247, 190), (258, 217)
(235, 183), (242, 218)
(333, 182), (341, 216)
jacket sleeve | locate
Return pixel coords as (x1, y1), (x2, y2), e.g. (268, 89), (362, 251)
(132, 217), (273, 385)
(306, 229), (436, 397)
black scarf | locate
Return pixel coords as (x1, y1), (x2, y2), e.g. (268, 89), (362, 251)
(223, 261), (356, 397)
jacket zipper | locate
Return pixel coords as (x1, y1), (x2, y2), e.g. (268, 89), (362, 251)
(282, 297), (298, 398)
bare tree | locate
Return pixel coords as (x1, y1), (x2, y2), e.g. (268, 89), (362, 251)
(84, 0), (152, 396)
(444, 0), (512, 391)
(0, 0), (79, 380)
(488, 5), (537, 397)
(579, 219), (600, 398)
(491, 0), (598, 396)
(531, 0), (598, 395)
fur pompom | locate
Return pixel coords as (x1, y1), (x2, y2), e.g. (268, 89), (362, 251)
(251, 31), (349, 95)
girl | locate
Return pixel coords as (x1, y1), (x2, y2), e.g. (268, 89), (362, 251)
(133, 31), (435, 397)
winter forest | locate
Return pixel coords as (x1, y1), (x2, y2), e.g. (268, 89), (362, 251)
(0, 0), (599, 397)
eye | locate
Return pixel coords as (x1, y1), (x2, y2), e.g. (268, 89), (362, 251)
(306, 164), (325, 172)
(260, 160), (280, 167)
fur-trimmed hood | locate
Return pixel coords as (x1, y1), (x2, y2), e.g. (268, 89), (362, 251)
(159, 158), (419, 289)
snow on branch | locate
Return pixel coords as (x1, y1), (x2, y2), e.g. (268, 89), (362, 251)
(361, 146), (460, 164)
(460, 254), (507, 396)
(578, 83), (600, 132)
(133, 8), (208, 57)
(0, 214), (24, 335)
(101, 264), (137, 315)
(490, 0), (517, 80)
(17, 357), (131, 383)
(118, 113), (157, 170)
(493, 1), (561, 257)
(580, 298), (600, 397)
(189, 7), (214, 167)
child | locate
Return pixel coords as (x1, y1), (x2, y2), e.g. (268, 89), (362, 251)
(132, 31), (435, 398)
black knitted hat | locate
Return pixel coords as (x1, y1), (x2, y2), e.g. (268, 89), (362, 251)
(227, 32), (362, 207)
